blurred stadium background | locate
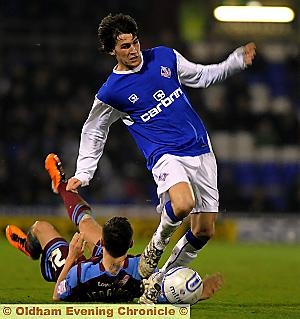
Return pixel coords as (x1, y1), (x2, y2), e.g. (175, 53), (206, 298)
(0, 0), (299, 243)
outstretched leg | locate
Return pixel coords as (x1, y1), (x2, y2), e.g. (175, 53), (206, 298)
(45, 153), (102, 253)
(45, 153), (91, 226)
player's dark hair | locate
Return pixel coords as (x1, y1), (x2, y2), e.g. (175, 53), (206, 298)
(98, 13), (138, 53)
(102, 216), (133, 258)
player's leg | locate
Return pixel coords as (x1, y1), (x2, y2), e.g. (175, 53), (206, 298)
(33, 221), (71, 282)
(45, 153), (92, 226)
(139, 155), (195, 278)
(32, 221), (88, 282)
(161, 152), (219, 271)
(5, 220), (62, 259)
(45, 153), (101, 253)
(161, 213), (217, 272)
(6, 220), (72, 282)
(152, 181), (195, 248)
(78, 215), (102, 254)
(30, 220), (63, 249)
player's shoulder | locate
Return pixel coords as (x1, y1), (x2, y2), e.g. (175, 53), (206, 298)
(143, 46), (176, 65)
(144, 45), (175, 55)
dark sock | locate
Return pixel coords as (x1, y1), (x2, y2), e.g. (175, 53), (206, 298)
(57, 183), (91, 226)
(25, 229), (42, 260)
(186, 229), (210, 250)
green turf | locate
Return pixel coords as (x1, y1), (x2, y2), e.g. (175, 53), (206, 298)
(1, 238), (300, 319)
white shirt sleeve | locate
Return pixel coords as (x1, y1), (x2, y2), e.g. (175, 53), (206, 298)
(73, 97), (122, 186)
(174, 47), (246, 88)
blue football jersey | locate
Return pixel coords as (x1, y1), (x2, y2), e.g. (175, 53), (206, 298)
(74, 45), (245, 185)
(97, 46), (210, 170)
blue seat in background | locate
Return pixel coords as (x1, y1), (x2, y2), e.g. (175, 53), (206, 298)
(257, 162), (282, 187)
(281, 162), (300, 186)
(233, 162), (258, 192)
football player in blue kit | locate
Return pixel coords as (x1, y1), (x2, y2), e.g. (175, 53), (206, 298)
(65, 13), (256, 279)
(6, 154), (223, 303)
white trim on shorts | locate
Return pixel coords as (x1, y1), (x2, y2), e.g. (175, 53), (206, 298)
(152, 152), (219, 213)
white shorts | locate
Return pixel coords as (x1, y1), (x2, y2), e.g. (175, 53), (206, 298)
(152, 152), (219, 213)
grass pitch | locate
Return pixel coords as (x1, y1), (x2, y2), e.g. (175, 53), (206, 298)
(1, 237), (300, 319)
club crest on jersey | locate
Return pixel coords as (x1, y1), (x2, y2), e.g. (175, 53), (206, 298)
(160, 66), (171, 78)
(57, 280), (67, 296)
(128, 94), (139, 104)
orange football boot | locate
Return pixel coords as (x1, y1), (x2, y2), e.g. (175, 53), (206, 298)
(6, 225), (31, 257)
(45, 153), (66, 193)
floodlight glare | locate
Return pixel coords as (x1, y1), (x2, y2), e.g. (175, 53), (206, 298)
(214, 6), (295, 23)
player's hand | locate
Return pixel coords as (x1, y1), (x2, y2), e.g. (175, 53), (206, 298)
(200, 272), (224, 300)
(67, 232), (86, 262)
(66, 177), (82, 193)
(243, 42), (256, 66)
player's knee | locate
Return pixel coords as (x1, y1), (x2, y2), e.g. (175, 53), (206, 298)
(193, 227), (215, 240)
(192, 225), (215, 240)
(78, 215), (93, 227)
(31, 220), (54, 236)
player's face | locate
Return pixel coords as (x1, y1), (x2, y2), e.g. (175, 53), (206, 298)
(113, 34), (141, 71)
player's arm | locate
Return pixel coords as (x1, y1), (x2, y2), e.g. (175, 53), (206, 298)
(66, 98), (121, 192)
(53, 233), (86, 300)
(175, 42), (256, 88)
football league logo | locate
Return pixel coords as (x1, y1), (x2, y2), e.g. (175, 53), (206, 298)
(161, 66), (171, 78)
(158, 172), (169, 182)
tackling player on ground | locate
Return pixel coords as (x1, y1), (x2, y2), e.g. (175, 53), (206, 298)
(65, 13), (256, 279)
(7, 154), (143, 302)
(6, 154), (223, 303)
